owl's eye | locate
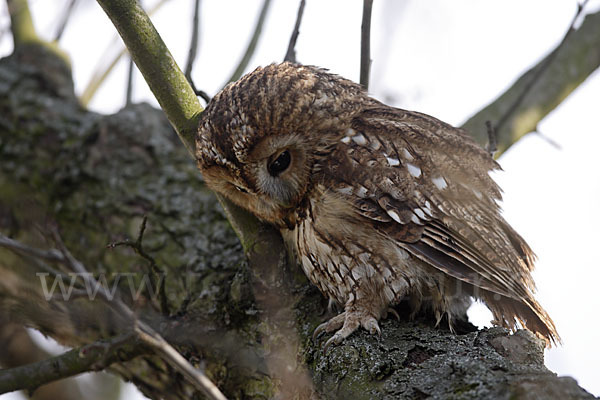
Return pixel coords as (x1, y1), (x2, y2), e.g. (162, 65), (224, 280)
(267, 150), (291, 177)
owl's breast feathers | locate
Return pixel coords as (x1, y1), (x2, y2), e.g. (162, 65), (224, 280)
(310, 105), (559, 344)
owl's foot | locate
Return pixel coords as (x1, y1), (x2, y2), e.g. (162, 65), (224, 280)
(313, 308), (382, 353)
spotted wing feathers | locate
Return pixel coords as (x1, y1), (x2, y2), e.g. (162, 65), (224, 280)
(331, 105), (559, 344)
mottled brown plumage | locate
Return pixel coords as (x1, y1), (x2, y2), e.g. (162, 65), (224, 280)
(196, 62), (559, 348)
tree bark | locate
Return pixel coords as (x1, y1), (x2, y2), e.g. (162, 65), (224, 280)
(0, 44), (596, 400)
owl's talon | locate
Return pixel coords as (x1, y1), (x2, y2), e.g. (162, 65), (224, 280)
(316, 308), (384, 352)
(362, 316), (381, 336)
(323, 333), (344, 354)
(312, 325), (325, 343)
(313, 312), (346, 343)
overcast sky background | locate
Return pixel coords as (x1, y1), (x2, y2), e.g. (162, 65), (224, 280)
(1, 0), (600, 398)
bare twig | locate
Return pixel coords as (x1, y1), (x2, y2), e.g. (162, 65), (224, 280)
(360, 0), (373, 89)
(485, 120), (497, 157)
(126, 56), (134, 105)
(107, 216), (169, 315)
(133, 325), (227, 400)
(0, 234), (65, 264)
(493, 0), (589, 135)
(45, 227), (226, 399)
(532, 129), (562, 150)
(81, 0), (170, 107)
(225, 0), (273, 85)
(195, 88), (211, 104)
(284, 0), (306, 63)
(0, 332), (147, 395)
(54, 0), (78, 42)
(185, 0), (201, 79)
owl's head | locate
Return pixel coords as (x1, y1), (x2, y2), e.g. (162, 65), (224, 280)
(196, 63), (370, 226)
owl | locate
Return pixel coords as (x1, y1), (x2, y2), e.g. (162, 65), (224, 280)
(195, 62), (559, 349)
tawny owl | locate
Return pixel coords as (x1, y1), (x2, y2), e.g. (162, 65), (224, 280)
(195, 62), (559, 349)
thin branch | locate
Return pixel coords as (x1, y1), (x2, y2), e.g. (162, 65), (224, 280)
(126, 56), (134, 105)
(360, 0), (373, 89)
(225, 0), (273, 84)
(53, 0), (78, 42)
(485, 120), (497, 157)
(133, 326), (227, 400)
(80, 0), (171, 109)
(185, 0), (201, 79)
(0, 234), (65, 264)
(0, 332), (147, 395)
(0, 233), (89, 290)
(195, 88), (211, 104)
(80, 46), (127, 107)
(284, 0), (306, 63)
(532, 129), (562, 150)
(107, 216), (169, 315)
(96, 0), (201, 157)
(1, 226), (229, 400)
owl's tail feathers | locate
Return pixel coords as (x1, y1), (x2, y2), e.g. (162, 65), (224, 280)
(481, 291), (561, 347)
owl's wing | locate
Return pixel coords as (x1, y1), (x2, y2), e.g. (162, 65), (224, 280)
(326, 106), (558, 342)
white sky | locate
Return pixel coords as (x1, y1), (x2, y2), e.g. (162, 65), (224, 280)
(1, 0), (600, 398)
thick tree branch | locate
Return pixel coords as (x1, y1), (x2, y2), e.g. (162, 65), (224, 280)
(461, 8), (600, 155)
(0, 333), (147, 395)
(6, 0), (69, 65)
(0, 319), (87, 400)
(94, 0), (281, 264)
(6, 0), (37, 46)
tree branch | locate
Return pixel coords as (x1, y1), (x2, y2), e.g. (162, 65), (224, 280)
(96, 0), (201, 156)
(94, 0), (277, 272)
(185, 0), (201, 80)
(53, 0), (78, 42)
(0, 319), (86, 400)
(461, 6), (600, 155)
(80, 0), (170, 107)
(107, 216), (169, 315)
(6, 0), (37, 46)
(284, 0), (306, 63)
(0, 234), (65, 264)
(125, 56), (134, 105)
(0, 333), (147, 396)
(1, 229), (229, 400)
(360, 0), (373, 89)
